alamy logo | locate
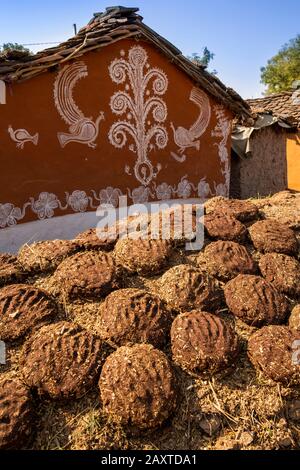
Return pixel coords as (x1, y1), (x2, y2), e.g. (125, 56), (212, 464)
(292, 340), (300, 366)
(0, 340), (6, 365)
(96, 196), (204, 251)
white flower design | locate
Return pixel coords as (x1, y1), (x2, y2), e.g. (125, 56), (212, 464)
(67, 190), (89, 212)
(31, 192), (60, 219)
(0, 203), (23, 228)
(129, 186), (151, 204)
(99, 187), (122, 208)
(176, 176), (193, 199)
(214, 183), (228, 197)
(197, 178), (211, 200)
(156, 183), (173, 201)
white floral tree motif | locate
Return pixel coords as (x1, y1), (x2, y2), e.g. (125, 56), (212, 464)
(109, 46), (169, 186)
(211, 105), (231, 197)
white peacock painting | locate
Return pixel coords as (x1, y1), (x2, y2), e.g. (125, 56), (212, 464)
(54, 61), (105, 148)
(109, 46), (169, 186)
(170, 87), (211, 162)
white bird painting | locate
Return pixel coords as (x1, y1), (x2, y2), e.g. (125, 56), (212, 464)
(170, 87), (211, 162)
(8, 125), (39, 149)
(54, 61), (105, 148)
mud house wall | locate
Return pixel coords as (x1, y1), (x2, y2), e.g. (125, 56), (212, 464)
(287, 131), (300, 191)
(238, 126), (287, 199)
(0, 38), (233, 233)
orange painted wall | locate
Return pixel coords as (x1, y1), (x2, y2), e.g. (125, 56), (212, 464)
(0, 39), (232, 228)
(287, 131), (300, 191)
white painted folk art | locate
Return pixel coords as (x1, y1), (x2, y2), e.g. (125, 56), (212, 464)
(0, 175), (204, 228)
(109, 46), (169, 186)
(54, 61), (105, 148)
(211, 105), (231, 197)
(171, 87), (211, 162)
(0, 51), (232, 228)
(8, 126), (39, 149)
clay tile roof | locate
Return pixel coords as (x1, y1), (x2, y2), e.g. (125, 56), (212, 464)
(247, 91), (300, 128)
(0, 5), (251, 120)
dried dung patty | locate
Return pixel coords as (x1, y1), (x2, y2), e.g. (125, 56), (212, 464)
(289, 305), (300, 331)
(114, 238), (173, 276)
(0, 284), (58, 342)
(203, 213), (247, 242)
(248, 326), (300, 384)
(51, 251), (119, 299)
(202, 241), (257, 281)
(224, 275), (289, 327)
(259, 191), (300, 229)
(171, 311), (239, 374)
(18, 240), (79, 273)
(206, 198), (259, 222)
(99, 343), (176, 429)
(259, 253), (300, 296)
(249, 220), (298, 255)
(97, 289), (172, 347)
(159, 264), (223, 312)
(74, 228), (117, 251)
(20, 322), (103, 399)
(148, 206), (198, 244)
(75, 215), (146, 251)
(0, 376), (34, 449)
(0, 253), (26, 287)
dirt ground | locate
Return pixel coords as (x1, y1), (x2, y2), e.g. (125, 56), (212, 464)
(1, 190), (300, 450)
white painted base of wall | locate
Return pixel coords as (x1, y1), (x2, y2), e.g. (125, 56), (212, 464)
(0, 198), (203, 253)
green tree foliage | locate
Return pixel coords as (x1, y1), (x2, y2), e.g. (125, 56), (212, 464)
(1, 43), (30, 53)
(187, 47), (217, 75)
(261, 35), (300, 94)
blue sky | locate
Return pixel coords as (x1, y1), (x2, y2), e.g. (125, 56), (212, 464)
(0, 0), (299, 98)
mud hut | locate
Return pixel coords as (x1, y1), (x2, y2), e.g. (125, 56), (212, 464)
(231, 91), (300, 199)
(0, 6), (250, 252)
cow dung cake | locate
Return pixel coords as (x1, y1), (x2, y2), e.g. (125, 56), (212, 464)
(51, 250), (119, 299)
(248, 326), (300, 384)
(224, 275), (289, 327)
(171, 310), (239, 374)
(249, 220), (298, 255)
(203, 212), (247, 242)
(99, 344), (176, 429)
(97, 288), (172, 347)
(18, 239), (79, 273)
(0, 253), (26, 287)
(114, 238), (173, 276)
(289, 305), (300, 332)
(206, 198), (259, 222)
(74, 228), (117, 251)
(259, 253), (300, 296)
(0, 376), (34, 450)
(0, 284), (58, 342)
(20, 321), (103, 399)
(148, 206), (198, 244)
(159, 264), (223, 312)
(202, 241), (256, 281)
